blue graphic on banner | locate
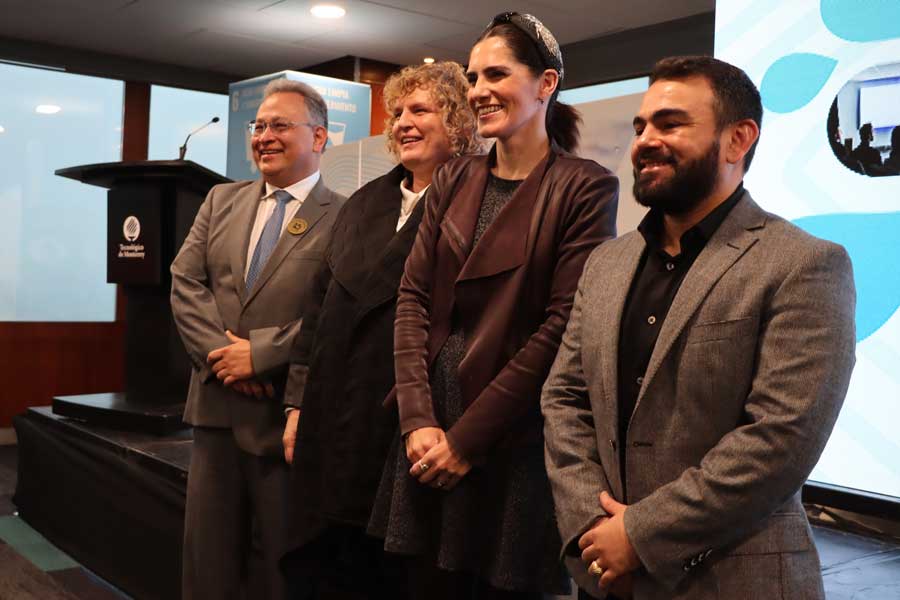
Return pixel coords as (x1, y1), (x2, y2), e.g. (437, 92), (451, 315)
(226, 71), (370, 181)
(716, 0), (900, 499)
(794, 212), (900, 341)
(760, 53), (837, 113)
(821, 0), (900, 42)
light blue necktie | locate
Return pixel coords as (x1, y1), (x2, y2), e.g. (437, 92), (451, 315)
(245, 189), (292, 293)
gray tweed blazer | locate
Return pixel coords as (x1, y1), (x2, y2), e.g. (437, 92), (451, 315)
(542, 190), (856, 599)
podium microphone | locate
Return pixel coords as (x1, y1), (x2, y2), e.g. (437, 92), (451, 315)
(178, 116), (220, 160)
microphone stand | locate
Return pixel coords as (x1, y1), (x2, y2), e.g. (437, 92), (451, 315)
(178, 116), (220, 160)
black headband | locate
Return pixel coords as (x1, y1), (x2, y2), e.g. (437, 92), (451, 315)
(484, 12), (564, 82)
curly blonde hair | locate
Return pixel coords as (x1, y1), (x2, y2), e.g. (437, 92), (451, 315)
(383, 61), (483, 160)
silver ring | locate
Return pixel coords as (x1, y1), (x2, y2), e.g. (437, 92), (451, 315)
(418, 462), (430, 473)
(588, 560), (604, 577)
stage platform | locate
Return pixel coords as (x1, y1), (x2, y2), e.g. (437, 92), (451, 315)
(13, 406), (190, 600)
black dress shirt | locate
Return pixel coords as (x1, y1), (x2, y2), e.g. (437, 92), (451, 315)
(616, 184), (744, 492)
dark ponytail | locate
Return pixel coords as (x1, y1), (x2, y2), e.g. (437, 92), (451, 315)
(547, 100), (581, 154)
(479, 22), (581, 153)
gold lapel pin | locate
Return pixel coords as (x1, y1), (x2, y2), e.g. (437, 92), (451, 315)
(287, 218), (308, 235)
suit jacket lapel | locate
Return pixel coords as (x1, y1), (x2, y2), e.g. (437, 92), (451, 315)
(439, 155), (488, 267)
(331, 165), (405, 303)
(597, 234), (645, 434)
(229, 179), (266, 300)
(353, 193), (426, 325)
(632, 193), (766, 421)
(242, 177), (332, 306)
(457, 149), (554, 282)
(359, 167), (407, 263)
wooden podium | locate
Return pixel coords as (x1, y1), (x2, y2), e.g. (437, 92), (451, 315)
(53, 160), (230, 433)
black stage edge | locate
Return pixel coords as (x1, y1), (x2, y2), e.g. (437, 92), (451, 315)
(804, 481), (900, 521)
(13, 406), (191, 600)
(53, 393), (188, 435)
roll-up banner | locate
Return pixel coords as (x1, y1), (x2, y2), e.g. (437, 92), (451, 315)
(226, 70), (371, 181)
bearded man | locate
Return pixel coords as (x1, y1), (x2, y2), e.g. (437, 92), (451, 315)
(541, 56), (856, 600)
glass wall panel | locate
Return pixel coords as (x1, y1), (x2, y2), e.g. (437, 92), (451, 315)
(0, 63), (123, 321)
(559, 76), (649, 105)
(148, 85), (228, 175)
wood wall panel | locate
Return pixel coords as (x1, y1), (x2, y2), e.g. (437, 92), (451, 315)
(122, 81), (150, 162)
(302, 56), (398, 137)
(370, 82), (388, 136)
(0, 322), (126, 426)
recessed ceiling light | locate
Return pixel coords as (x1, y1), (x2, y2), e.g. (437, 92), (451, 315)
(423, 57), (435, 64)
(311, 4), (345, 18)
(35, 104), (61, 114)
(0, 125), (5, 134)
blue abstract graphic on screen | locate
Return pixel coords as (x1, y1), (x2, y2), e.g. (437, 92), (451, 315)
(716, 0), (900, 498)
(752, 1), (900, 343)
(794, 212), (900, 341)
(760, 53), (837, 113)
(820, 0), (900, 42)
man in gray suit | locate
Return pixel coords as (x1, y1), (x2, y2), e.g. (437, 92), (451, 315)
(541, 56), (856, 599)
(171, 79), (344, 600)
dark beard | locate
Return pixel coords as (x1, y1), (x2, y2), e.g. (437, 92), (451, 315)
(632, 140), (719, 215)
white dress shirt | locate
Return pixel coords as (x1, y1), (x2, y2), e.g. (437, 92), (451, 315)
(397, 179), (428, 232)
(245, 171), (321, 278)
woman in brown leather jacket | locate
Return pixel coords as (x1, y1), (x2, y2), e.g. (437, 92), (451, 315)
(369, 13), (619, 599)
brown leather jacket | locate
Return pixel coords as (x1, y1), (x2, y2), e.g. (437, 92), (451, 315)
(391, 144), (619, 460)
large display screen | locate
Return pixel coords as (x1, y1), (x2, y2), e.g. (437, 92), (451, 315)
(716, 0), (900, 499)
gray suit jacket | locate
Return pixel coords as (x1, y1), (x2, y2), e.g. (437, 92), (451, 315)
(171, 177), (345, 457)
(542, 192), (856, 599)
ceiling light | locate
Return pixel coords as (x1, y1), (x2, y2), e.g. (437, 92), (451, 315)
(423, 57), (435, 64)
(0, 126), (5, 134)
(35, 104), (61, 114)
(311, 4), (345, 18)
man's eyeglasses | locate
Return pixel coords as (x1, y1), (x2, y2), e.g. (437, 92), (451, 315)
(248, 120), (319, 136)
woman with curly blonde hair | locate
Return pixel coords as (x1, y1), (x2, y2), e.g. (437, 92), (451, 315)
(382, 61), (483, 178)
(280, 60), (480, 600)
